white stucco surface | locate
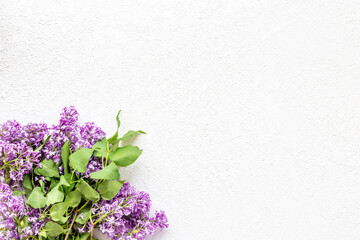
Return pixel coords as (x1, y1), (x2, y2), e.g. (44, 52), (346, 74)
(1, 1), (360, 239)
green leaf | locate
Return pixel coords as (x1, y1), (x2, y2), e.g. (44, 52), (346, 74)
(44, 222), (65, 237)
(75, 205), (91, 224)
(56, 216), (70, 225)
(89, 162), (120, 180)
(25, 189), (32, 198)
(39, 180), (45, 193)
(49, 179), (59, 191)
(26, 187), (46, 209)
(61, 141), (70, 177)
(108, 110), (121, 144)
(23, 174), (33, 197)
(46, 184), (64, 205)
(92, 137), (108, 158)
(109, 145), (143, 167)
(58, 175), (70, 187)
(108, 130), (146, 149)
(35, 135), (51, 152)
(35, 159), (60, 178)
(119, 130), (146, 141)
(69, 148), (93, 173)
(63, 174), (76, 194)
(98, 180), (124, 200)
(46, 176), (69, 205)
(76, 179), (100, 202)
(50, 202), (68, 221)
(13, 190), (25, 196)
(64, 190), (82, 208)
(22, 174), (33, 190)
(38, 230), (47, 238)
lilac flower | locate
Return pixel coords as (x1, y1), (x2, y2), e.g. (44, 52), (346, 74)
(94, 182), (168, 240)
(20, 208), (45, 239)
(0, 178), (47, 239)
(0, 182), (26, 239)
(83, 157), (103, 178)
(78, 122), (106, 148)
(0, 141), (41, 182)
(42, 106), (80, 163)
(23, 123), (49, 149)
(41, 107), (105, 166)
(0, 107), (106, 182)
(0, 120), (26, 143)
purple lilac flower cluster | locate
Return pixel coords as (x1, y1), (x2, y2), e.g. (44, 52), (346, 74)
(0, 181), (45, 239)
(42, 107), (105, 164)
(0, 182), (27, 239)
(91, 182), (168, 240)
(0, 107), (105, 182)
(0, 107), (168, 239)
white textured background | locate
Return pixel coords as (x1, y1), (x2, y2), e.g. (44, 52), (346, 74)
(1, 1), (360, 239)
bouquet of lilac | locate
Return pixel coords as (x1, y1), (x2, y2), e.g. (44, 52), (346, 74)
(0, 107), (168, 240)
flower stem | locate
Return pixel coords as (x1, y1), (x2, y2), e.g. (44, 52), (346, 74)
(90, 224), (95, 240)
(64, 209), (78, 240)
